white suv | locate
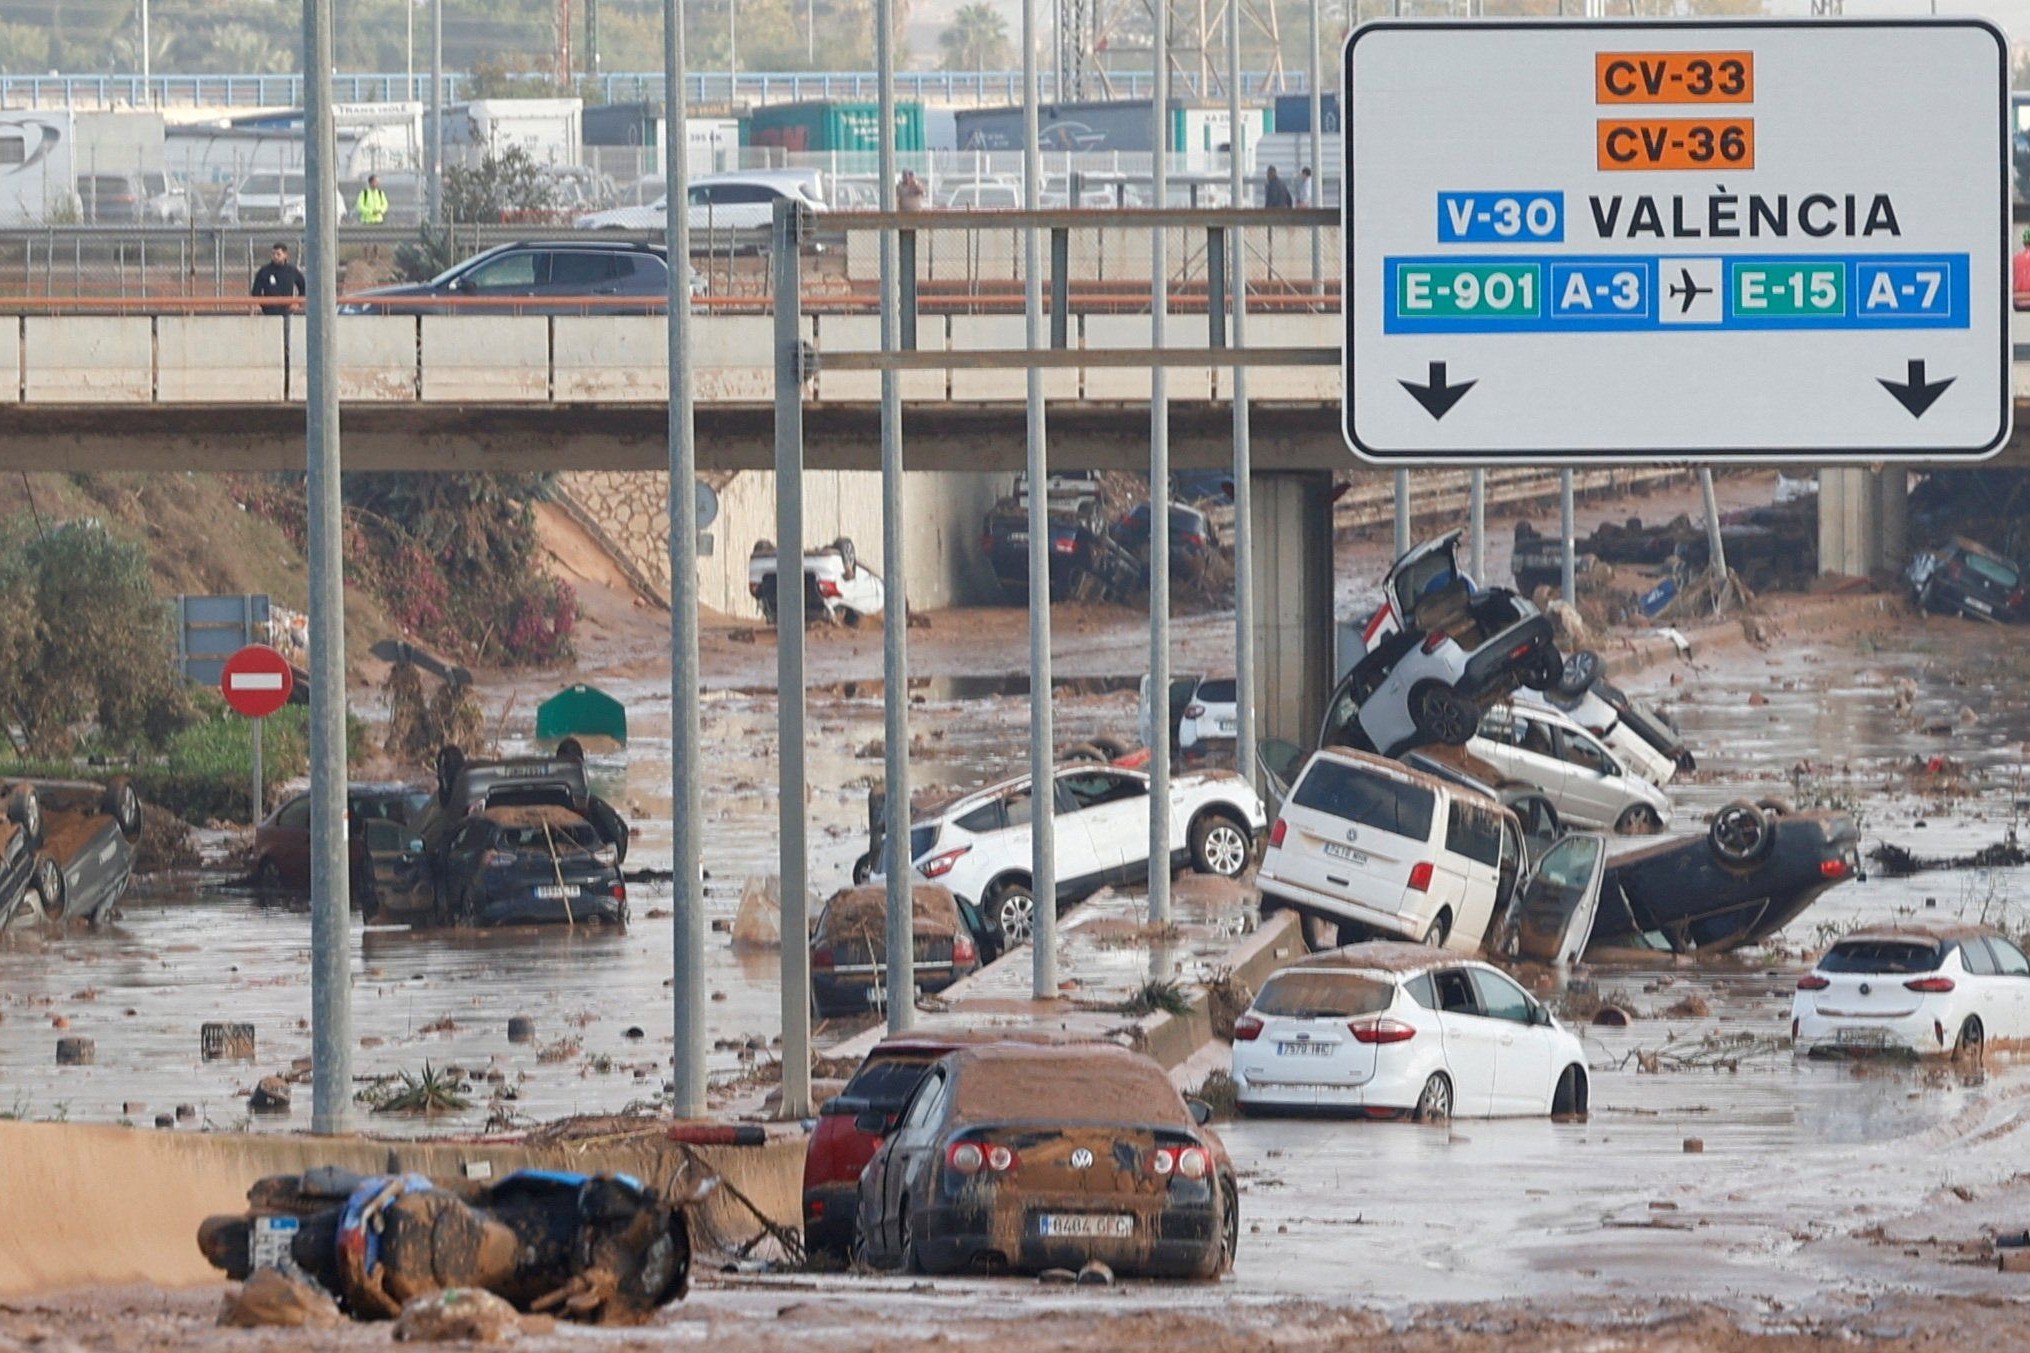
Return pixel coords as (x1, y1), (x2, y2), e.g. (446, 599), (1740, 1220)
(888, 764), (1266, 943)
(1257, 749), (1526, 953)
(1469, 703), (1672, 835)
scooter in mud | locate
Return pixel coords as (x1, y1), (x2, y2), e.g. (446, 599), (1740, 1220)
(197, 1165), (713, 1326)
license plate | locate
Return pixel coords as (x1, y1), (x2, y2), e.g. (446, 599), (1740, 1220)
(1277, 1041), (1332, 1057)
(1835, 1027), (1889, 1046)
(1966, 597), (1993, 614)
(1038, 1213), (1134, 1239)
(1322, 842), (1369, 865)
(1217, 720), (1237, 734)
(534, 885), (579, 900)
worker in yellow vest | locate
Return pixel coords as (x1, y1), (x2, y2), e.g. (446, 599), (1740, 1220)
(354, 174), (389, 225)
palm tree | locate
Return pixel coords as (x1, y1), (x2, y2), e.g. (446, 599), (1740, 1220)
(940, 2), (1010, 72)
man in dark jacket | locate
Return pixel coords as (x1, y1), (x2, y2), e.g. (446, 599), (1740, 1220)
(1263, 166), (1293, 209)
(251, 243), (305, 314)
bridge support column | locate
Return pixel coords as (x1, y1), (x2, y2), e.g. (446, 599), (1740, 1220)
(1817, 467), (1909, 579)
(1251, 470), (1335, 754)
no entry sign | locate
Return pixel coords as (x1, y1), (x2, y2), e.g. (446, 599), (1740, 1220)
(1342, 19), (2011, 463)
(220, 644), (295, 719)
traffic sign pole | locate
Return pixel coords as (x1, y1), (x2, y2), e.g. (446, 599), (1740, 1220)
(1344, 19), (2011, 463)
(220, 644), (296, 861)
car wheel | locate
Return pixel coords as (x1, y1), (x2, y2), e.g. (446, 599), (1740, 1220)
(1420, 911), (1451, 949)
(851, 851), (876, 886)
(1614, 804), (1664, 836)
(1190, 814), (1251, 878)
(839, 607), (863, 628)
(1523, 648), (1564, 692)
(253, 856), (284, 892)
(1198, 1179), (1240, 1278)
(33, 855), (64, 921)
(8, 784), (41, 850)
(1555, 649), (1602, 696)
(1707, 799), (1773, 866)
(1089, 734), (1134, 760)
(1413, 1073), (1453, 1123)
(1551, 1064), (1588, 1118)
(104, 777), (143, 841)
(1954, 1016), (1985, 1064)
(1413, 685), (1477, 747)
(988, 881), (1035, 945)
(1062, 741), (1107, 764)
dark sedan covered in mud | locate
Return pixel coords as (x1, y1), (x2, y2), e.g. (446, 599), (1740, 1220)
(427, 804), (627, 927)
(856, 1043), (1238, 1279)
(810, 883), (990, 1019)
(0, 779), (139, 929)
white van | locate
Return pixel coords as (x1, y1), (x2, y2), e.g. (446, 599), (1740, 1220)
(1256, 748), (1524, 954)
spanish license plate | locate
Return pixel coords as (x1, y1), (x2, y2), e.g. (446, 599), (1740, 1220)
(1966, 597), (1993, 614)
(1836, 1027), (1889, 1047)
(1217, 719), (1237, 734)
(1038, 1213), (1134, 1239)
(1322, 842), (1369, 865)
(534, 885), (579, 900)
(1277, 1041), (1332, 1057)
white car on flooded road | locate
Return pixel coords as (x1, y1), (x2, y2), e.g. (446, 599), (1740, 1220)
(1792, 922), (2030, 1059)
(1231, 944), (1590, 1120)
(1468, 702), (1672, 835)
(883, 763), (1266, 944)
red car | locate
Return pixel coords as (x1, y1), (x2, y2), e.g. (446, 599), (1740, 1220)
(803, 1030), (1081, 1257)
(251, 784), (431, 909)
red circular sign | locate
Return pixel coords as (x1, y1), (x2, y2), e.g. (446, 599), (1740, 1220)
(219, 644), (296, 719)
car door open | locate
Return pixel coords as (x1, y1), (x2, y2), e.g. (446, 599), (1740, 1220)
(1509, 834), (1609, 967)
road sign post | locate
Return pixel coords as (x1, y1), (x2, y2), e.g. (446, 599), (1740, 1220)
(220, 644), (295, 825)
(1343, 19), (2010, 463)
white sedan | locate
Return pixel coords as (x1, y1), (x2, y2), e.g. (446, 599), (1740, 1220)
(1792, 922), (2030, 1059)
(1232, 945), (1590, 1119)
(885, 763), (1266, 944)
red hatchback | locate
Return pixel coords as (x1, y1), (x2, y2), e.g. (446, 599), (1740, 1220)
(804, 1031), (1082, 1257)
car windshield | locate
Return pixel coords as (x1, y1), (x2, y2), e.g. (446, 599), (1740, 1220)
(839, 1050), (940, 1111)
(1254, 971), (1393, 1018)
(1818, 939), (1944, 974)
(1292, 761), (1435, 840)
(1395, 546), (1460, 611)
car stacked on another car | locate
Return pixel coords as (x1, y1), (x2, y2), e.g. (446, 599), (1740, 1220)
(880, 762), (1265, 944)
(1792, 921), (2030, 1059)
(1469, 702), (1672, 835)
(855, 1042), (1238, 1278)
(1232, 943), (1589, 1120)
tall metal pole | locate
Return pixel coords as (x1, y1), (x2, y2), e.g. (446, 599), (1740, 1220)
(878, 0), (916, 1031)
(1227, 0), (1256, 795)
(1393, 467), (1410, 557)
(1024, 0), (1058, 999)
(1559, 469), (1577, 605)
(1698, 468), (1729, 600)
(428, 0), (443, 224)
(1147, 0), (1172, 927)
(665, 0), (706, 1121)
(406, 0), (414, 91)
(771, 200), (811, 1119)
(140, 0), (150, 92)
(303, 0), (351, 1138)
(1307, 0), (1322, 292)
(1469, 468), (1486, 583)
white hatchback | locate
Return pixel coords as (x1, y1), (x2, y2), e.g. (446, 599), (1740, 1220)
(1469, 703), (1672, 835)
(1232, 944), (1590, 1120)
(1793, 922), (2030, 1059)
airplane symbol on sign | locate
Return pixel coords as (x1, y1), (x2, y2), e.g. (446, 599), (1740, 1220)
(1667, 267), (1712, 315)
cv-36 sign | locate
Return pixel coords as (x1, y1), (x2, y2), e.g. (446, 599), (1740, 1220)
(1342, 20), (2011, 463)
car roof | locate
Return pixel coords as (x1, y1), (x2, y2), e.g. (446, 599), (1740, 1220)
(941, 1043), (1188, 1126)
(501, 237), (664, 255)
(478, 803), (591, 829)
(1279, 941), (1458, 977)
(1302, 746), (1501, 811)
(1837, 920), (1999, 946)
(871, 1028), (1090, 1055)
(929, 762), (1142, 822)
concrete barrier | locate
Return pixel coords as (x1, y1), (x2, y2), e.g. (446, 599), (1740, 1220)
(0, 1120), (805, 1298)
(948, 313), (1075, 402)
(812, 313), (941, 404)
(554, 315), (668, 401)
(23, 316), (151, 403)
(155, 315), (285, 403)
(0, 317), (20, 403)
(420, 316), (548, 402)
(693, 314), (787, 403)
(287, 315), (417, 402)
(1084, 312), (1211, 402)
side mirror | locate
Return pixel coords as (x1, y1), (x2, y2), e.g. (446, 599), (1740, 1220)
(1185, 1097), (1213, 1126)
(853, 1111), (890, 1135)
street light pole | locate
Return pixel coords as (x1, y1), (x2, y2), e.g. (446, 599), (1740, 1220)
(139, 0), (150, 96)
(428, 0), (443, 224)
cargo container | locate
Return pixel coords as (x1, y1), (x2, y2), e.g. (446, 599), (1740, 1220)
(425, 98), (583, 167)
(745, 100), (925, 154)
(0, 110), (166, 224)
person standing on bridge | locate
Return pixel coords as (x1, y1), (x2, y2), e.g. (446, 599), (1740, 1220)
(354, 174), (389, 226)
(1295, 166), (1315, 208)
(898, 170), (928, 212)
(250, 242), (305, 315)
(1263, 165), (1293, 209)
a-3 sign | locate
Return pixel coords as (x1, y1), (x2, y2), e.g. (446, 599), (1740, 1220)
(1343, 20), (2011, 463)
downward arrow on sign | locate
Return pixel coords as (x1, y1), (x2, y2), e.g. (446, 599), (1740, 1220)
(1877, 360), (1954, 419)
(1399, 362), (1475, 420)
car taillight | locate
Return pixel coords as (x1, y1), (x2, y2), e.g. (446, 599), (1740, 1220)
(1407, 861), (1434, 892)
(954, 934), (977, 965)
(1179, 533), (1206, 550)
(484, 850), (516, 867)
(1904, 977), (1956, 993)
(919, 845), (971, 879)
(811, 950), (835, 971)
(1232, 1014), (1263, 1041)
(947, 1140), (1017, 1175)
(1052, 536), (1076, 554)
(748, 581), (762, 596)
(1819, 859), (1851, 879)
(1508, 640), (1534, 660)
(1268, 819), (1287, 849)
(611, 883), (626, 901)
(818, 579), (841, 598)
(1176, 1146), (1209, 1179)
(1349, 1018), (1417, 1044)
(1796, 974), (1829, 990)
(1185, 703), (1205, 718)
(1149, 1146), (1206, 1178)
(1421, 631), (1449, 653)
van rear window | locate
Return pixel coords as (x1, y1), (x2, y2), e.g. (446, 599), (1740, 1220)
(1819, 940), (1942, 974)
(1291, 761), (1434, 840)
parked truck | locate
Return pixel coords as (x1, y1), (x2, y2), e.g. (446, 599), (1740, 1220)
(0, 109), (166, 225)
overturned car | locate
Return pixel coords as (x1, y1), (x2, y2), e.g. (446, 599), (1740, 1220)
(0, 778), (140, 930)
(197, 1165), (709, 1326)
